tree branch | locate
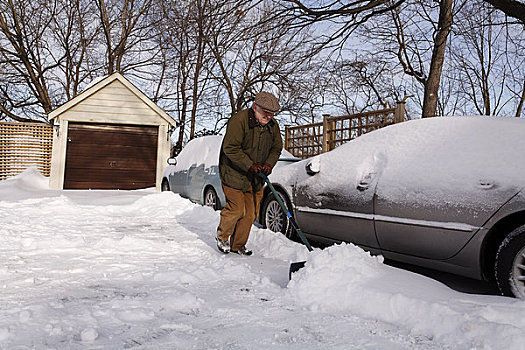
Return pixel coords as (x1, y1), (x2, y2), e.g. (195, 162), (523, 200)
(483, 0), (525, 24)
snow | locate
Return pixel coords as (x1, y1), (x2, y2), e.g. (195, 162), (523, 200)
(170, 135), (223, 170)
(289, 244), (525, 349)
(1, 168), (525, 349)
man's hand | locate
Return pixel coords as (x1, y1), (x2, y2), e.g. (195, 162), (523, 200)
(248, 163), (263, 174)
(260, 163), (272, 175)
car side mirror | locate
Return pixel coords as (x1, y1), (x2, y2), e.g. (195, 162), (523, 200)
(167, 158), (177, 165)
(305, 158), (320, 175)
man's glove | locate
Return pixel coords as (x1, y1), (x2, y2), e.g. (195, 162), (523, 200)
(260, 163), (272, 175)
(248, 163), (263, 174)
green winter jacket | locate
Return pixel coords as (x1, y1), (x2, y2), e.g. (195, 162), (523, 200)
(219, 107), (283, 192)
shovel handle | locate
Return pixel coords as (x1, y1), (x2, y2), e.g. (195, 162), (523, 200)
(258, 173), (313, 252)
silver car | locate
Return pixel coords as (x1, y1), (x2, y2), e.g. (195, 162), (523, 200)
(162, 135), (300, 210)
(259, 116), (525, 298)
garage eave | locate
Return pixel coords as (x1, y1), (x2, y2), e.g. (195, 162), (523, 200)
(48, 73), (177, 127)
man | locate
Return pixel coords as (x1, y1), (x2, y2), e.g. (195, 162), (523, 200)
(216, 91), (283, 255)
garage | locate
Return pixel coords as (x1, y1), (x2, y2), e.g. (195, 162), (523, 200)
(48, 73), (176, 190)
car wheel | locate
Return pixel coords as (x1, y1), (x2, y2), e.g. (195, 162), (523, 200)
(161, 179), (170, 192)
(261, 192), (295, 240)
(495, 224), (525, 298)
(204, 187), (220, 210)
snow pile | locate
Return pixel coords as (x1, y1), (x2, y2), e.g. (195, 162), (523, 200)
(249, 226), (310, 263)
(0, 166), (50, 190)
(288, 243), (525, 349)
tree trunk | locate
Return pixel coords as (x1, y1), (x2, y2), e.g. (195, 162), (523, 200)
(422, 0), (453, 118)
(97, 0), (114, 74)
(515, 79), (525, 118)
(190, 0), (206, 140)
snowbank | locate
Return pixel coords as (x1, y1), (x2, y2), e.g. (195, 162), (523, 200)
(288, 243), (525, 349)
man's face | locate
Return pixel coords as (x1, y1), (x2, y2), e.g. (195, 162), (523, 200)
(254, 105), (274, 126)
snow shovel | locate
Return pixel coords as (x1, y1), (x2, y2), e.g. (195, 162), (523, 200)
(258, 173), (312, 279)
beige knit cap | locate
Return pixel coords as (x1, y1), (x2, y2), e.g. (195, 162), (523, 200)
(254, 91), (280, 113)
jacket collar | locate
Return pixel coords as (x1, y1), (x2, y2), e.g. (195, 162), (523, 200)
(248, 107), (275, 128)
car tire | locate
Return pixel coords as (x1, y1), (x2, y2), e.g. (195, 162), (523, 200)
(161, 179), (170, 192)
(495, 224), (525, 298)
(204, 187), (220, 210)
(261, 191), (296, 240)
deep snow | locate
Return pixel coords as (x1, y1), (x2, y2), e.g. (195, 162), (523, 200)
(1, 168), (525, 349)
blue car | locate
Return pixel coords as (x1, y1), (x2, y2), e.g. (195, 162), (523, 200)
(161, 135), (299, 210)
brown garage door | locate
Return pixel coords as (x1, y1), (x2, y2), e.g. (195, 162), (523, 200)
(64, 123), (158, 190)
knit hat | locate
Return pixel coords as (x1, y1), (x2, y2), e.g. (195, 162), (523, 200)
(254, 91), (280, 113)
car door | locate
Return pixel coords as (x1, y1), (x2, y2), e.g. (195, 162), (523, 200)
(187, 163), (205, 203)
(169, 163), (189, 197)
(292, 147), (383, 250)
(373, 118), (519, 260)
(375, 168), (518, 260)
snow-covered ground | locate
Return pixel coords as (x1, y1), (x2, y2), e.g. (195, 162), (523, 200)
(2, 169), (525, 349)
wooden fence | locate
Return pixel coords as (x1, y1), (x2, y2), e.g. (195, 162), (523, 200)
(0, 122), (53, 180)
(284, 101), (406, 159)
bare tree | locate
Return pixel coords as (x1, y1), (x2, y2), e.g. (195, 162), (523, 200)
(188, 0), (211, 139)
(421, 0), (453, 118)
(96, 0), (157, 75)
(52, 0), (102, 101)
(450, 1), (513, 115)
(277, 0), (407, 45)
(204, 0), (319, 126)
(325, 56), (405, 115)
(504, 17), (525, 118)
(513, 81), (525, 118)
(274, 0), (453, 118)
(163, 1), (193, 154)
(0, 0), (164, 122)
(0, 0), (61, 121)
(382, 0), (454, 117)
(155, 0), (218, 154)
(1, 0), (325, 130)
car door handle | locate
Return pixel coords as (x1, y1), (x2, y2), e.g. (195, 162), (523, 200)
(357, 181), (369, 191)
(357, 172), (375, 191)
(478, 179), (495, 190)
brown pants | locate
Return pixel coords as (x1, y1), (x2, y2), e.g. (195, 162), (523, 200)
(217, 184), (264, 251)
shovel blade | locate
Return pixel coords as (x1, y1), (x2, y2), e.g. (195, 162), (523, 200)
(289, 261), (306, 280)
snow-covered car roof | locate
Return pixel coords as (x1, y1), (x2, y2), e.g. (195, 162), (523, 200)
(173, 135), (223, 170)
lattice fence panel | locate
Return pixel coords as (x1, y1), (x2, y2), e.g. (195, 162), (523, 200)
(326, 109), (397, 151)
(284, 105), (403, 159)
(0, 122), (53, 180)
(285, 122), (323, 159)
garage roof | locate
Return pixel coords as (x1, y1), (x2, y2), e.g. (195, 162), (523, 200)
(48, 73), (177, 127)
